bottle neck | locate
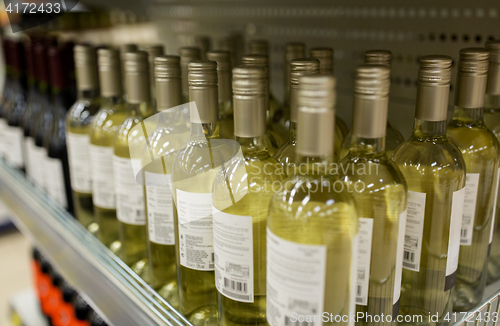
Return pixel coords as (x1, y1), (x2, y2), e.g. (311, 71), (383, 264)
(190, 122), (220, 139)
(102, 95), (125, 108)
(452, 105), (484, 123)
(127, 100), (153, 119)
(236, 135), (266, 153)
(350, 136), (385, 154)
(294, 154), (336, 177)
(52, 86), (73, 110)
(78, 88), (99, 100)
(288, 120), (297, 142)
(413, 119), (447, 138)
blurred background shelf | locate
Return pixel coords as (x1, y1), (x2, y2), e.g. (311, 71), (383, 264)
(0, 160), (192, 326)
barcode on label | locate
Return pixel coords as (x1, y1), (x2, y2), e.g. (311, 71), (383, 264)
(460, 229), (468, 244)
(224, 277), (248, 293)
(403, 250), (417, 270)
(285, 316), (314, 326)
(357, 285), (362, 297)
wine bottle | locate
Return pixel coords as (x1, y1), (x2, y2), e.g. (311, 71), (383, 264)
(89, 48), (127, 250)
(43, 45), (75, 212)
(3, 39), (27, 171)
(143, 44), (164, 103)
(114, 51), (154, 272)
(339, 65), (407, 323)
(484, 41), (500, 284)
(447, 48), (500, 311)
(309, 47), (349, 139)
(171, 60), (232, 324)
(195, 36), (211, 60)
(213, 65), (284, 326)
(0, 38), (13, 161)
(66, 45), (99, 228)
(143, 55), (189, 306)
(30, 41), (52, 191)
(207, 51), (234, 139)
(241, 54), (285, 147)
(248, 40), (268, 56)
(119, 44), (138, 97)
(267, 75), (358, 326)
(179, 47), (201, 103)
(309, 47), (346, 155)
(21, 38), (38, 181)
(274, 58), (320, 176)
(392, 56), (466, 324)
(339, 50), (404, 160)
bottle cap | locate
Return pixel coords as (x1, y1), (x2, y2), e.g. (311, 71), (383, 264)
(194, 36), (211, 59)
(188, 60), (219, 123)
(97, 48), (122, 97)
(455, 48), (489, 108)
(290, 58), (320, 122)
(364, 50), (393, 67)
(486, 41), (500, 95)
(155, 55), (182, 111)
(309, 47), (334, 74)
(124, 51), (150, 103)
(74, 44), (99, 90)
(207, 51), (232, 102)
(180, 47), (201, 98)
(248, 40), (269, 56)
(48, 45), (69, 89)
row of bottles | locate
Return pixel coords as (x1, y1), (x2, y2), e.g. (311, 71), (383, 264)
(1, 33), (500, 326)
(32, 248), (109, 326)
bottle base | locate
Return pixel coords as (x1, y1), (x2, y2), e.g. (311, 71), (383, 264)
(187, 305), (218, 326)
(156, 280), (180, 310)
(452, 282), (482, 312)
(109, 240), (121, 255)
(87, 222), (99, 236)
(487, 260), (500, 285)
(132, 258), (152, 285)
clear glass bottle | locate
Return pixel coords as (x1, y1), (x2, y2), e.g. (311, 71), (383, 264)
(340, 50), (404, 160)
(89, 48), (127, 251)
(213, 65), (284, 326)
(171, 61), (235, 325)
(21, 38), (40, 182)
(143, 55), (189, 307)
(309, 47), (349, 140)
(339, 65), (407, 324)
(242, 54), (285, 148)
(274, 58), (320, 176)
(66, 45), (99, 228)
(272, 42), (306, 138)
(3, 39), (27, 171)
(447, 48), (500, 311)
(43, 45), (74, 213)
(114, 51), (154, 273)
(392, 56), (466, 325)
(267, 75), (358, 326)
(484, 41), (500, 285)
(207, 51), (234, 140)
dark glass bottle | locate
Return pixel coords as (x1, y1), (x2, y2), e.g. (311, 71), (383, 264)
(42, 45), (74, 213)
(0, 38), (13, 161)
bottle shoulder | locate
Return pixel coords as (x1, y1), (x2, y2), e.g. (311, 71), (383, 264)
(447, 122), (500, 159)
(67, 99), (100, 128)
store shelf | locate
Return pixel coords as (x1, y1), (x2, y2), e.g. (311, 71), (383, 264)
(0, 160), (191, 326)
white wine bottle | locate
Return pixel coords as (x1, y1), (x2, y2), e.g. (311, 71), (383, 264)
(392, 56), (466, 324)
(447, 48), (500, 311)
(171, 60), (235, 325)
(267, 75), (358, 326)
(484, 41), (500, 284)
(340, 50), (404, 159)
(114, 51), (154, 271)
(212, 65), (284, 326)
(119, 44), (138, 97)
(207, 51), (234, 140)
(89, 48), (127, 251)
(66, 45), (100, 228)
(309, 47), (349, 141)
(241, 54), (285, 147)
(274, 58), (320, 176)
(143, 55), (189, 307)
(339, 65), (407, 324)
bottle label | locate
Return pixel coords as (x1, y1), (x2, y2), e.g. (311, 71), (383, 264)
(113, 156), (145, 225)
(0, 119), (6, 158)
(393, 209), (407, 317)
(460, 173), (480, 246)
(445, 187), (465, 291)
(43, 157), (68, 208)
(176, 189), (214, 271)
(24, 137), (34, 179)
(213, 208), (254, 303)
(145, 172), (174, 245)
(266, 228), (326, 326)
(89, 145), (115, 209)
(32, 144), (48, 189)
(4, 125), (24, 168)
(355, 218), (373, 306)
(490, 168), (500, 248)
(403, 191), (426, 272)
(66, 133), (92, 193)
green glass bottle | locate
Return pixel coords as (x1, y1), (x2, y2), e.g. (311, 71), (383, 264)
(274, 58), (320, 176)
(212, 65), (284, 326)
(89, 48), (127, 251)
(66, 45), (100, 230)
(483, 41), (500, 284)
(143, 55), (189, 307)
(392, 56), (466, 325)
(447, 48), (500, 311)
(207, 51), (234, 140)
(339, 65), (407, 325)
(114, 51), (154, 272)
(267, 75), (358, 326)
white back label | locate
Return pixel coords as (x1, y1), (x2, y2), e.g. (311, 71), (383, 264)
(460, 173), (480, 245)
(113, 156), (145, 225)
(355, 218), (373, 306)
(89, 145), (115, 209)
(66, 133), (92, 193)
(44, 157), (68, 208)
(403, 191), (426, 272)
(145, 172), (174, 245)
(445, 187), (465, 291)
